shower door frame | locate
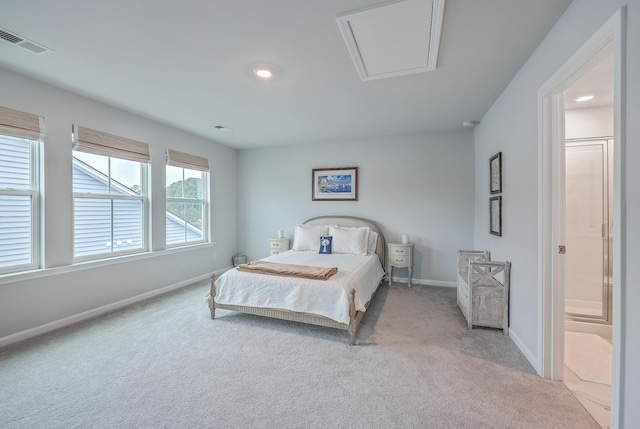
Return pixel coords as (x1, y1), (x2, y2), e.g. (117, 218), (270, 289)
(564, 138), (613, 325)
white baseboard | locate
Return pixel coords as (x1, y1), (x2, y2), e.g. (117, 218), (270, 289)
(0, 268), (229, 349)
(509, 328), (540, 375)
(565, 320), (612, 341)
(388, 276), (456, 288)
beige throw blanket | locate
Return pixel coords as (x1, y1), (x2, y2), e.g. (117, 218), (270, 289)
(236, 260), (338, 281)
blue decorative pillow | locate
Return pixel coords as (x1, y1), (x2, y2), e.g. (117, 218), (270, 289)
(319, 236), (333, 254)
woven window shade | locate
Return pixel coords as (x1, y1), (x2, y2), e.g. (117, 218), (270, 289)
(0, 105), (45, 141)
(166, 149), (210, 172)
(72, 125), (150, 163)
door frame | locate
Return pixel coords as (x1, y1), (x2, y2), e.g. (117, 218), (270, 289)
(537, 7), (625, 427)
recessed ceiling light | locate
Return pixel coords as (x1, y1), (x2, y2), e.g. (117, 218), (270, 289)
(575, 95), (594, 102)
(253, 67), (274, 80)
(463, 120), (480, 128)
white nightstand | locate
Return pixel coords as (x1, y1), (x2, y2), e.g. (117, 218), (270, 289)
(269, 238), (290, 255)
(387, 242), (414, 287)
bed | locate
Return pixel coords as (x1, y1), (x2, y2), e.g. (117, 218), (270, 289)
(207, 215), (386, 344)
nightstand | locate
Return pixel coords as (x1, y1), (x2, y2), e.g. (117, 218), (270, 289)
(387, 242), (414, 287)
(269, 238), (290, 255)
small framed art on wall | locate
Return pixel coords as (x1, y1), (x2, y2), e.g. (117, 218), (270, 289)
(312, 167), (358, 201)
(490, 196), (502, 236)
(490, 152), (502, 194)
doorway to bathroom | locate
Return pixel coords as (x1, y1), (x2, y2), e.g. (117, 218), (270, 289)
(561, 33), (614, 429)
(563, 134), (613, 428)
(538, 9), (624, 427)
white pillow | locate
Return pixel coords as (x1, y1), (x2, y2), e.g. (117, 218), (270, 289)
(368, 230), (379, 254)
(329, 226), (370, 256)
(292, 224), (330, 251)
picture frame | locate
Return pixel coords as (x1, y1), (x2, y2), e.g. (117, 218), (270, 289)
(490, 152), (502, 194)
(490, 196), (502, 236)
(312, 167), (358, 201)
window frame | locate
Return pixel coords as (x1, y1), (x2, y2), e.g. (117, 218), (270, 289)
(72, 153), (149, 262)
(165, 165), (209, 248)
(0, 134), (40, 275)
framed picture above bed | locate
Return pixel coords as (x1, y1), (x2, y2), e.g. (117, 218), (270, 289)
(312, 167), (358, 201)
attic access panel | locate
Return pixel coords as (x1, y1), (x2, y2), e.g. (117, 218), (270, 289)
(336, 0), (445, 81)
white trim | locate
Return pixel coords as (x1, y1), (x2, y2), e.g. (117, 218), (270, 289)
(31, 135), (41, 271)
(610, 9), (626, 429)
(389, 276), (456, 288)
(0, 135), (40, 275)
(0, 242), (214, 285)
(565, 320), (612, 341)
(538, 8), (625, 428)
(0, 268), (228, 349)
(509, 328), (539, 372)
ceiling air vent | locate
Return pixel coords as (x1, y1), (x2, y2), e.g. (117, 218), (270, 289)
(336, 0), (445, 81)
(0, 27), (53, 55)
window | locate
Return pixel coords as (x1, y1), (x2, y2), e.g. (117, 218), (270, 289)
(72, 126), (149, 260)
(0, 106), (43, 275)
(0, 135), (39, 273)
(165, 149), (209, 246)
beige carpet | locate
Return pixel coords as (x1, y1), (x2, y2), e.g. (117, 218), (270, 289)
(0, 281), (600, 428)
(565, 331), (612, 385)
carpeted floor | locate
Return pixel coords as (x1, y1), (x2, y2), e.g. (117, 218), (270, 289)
(0, 281), (599, 428)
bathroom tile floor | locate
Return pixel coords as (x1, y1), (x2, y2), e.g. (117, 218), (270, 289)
(564, 332), (612, 429)
(564, 364), (610, 428)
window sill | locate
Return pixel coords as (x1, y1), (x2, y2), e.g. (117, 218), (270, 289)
(0, 242), (214, 285)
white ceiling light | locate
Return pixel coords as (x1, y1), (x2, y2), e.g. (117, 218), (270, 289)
(575, 94), (594, 102)
(253, 67), (274, 80)
(463, 120), (480, 128)
(336, 0), (445, 81)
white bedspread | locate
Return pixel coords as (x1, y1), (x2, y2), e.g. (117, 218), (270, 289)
(214, 250), (385, 325)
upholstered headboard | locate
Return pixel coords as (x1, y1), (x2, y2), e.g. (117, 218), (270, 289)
(303, 215), (386, 267)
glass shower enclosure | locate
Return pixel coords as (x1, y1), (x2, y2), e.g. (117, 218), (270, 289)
(564, 138), (613, 323)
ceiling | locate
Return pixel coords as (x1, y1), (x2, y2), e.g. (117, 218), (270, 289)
(564, 47), (614, 110)
(0, 0), (574, 149)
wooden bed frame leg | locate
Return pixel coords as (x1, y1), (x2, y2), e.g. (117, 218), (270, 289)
(209, 274), (216, 319)
(348, 288), (357, 345)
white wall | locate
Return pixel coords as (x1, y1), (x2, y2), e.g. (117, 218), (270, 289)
(237, 131), (475, 285)
(0, 67), (238, 343)
(566, 106), (614, 139)
(474, 1), (639, 426)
